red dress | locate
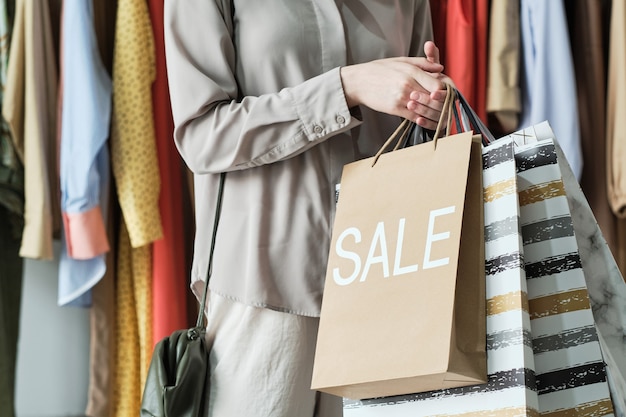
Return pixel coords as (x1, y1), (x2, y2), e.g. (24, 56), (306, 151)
(430, 0), (488, 124)
(148, 0), (189, 344)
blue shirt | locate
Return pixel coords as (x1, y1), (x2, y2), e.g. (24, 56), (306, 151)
(58, 0), (112, 307)
(519, 0), (582, 179)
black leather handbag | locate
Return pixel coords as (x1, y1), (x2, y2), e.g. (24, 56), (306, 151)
(141, 173), (226, 417)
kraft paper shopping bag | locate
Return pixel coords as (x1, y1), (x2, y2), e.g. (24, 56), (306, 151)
(311, 118), (486, 399)
(343, 136), (540, 417)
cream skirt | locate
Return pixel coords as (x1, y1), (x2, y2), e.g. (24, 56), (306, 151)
(204, 291), (343, 417)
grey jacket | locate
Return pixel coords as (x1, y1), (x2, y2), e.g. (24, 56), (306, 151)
(164, 0), (433, 316)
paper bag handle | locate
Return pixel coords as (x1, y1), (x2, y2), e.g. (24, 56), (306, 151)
(371, 83), (455, 166)
(431, 83), (455, 143)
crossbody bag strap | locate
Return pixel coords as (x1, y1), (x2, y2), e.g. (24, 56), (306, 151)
(196, 172), (226, 328)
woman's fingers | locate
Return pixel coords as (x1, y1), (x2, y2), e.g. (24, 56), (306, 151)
(406, 101), (441, 129)
(340, 56), (448, 125)
(424, 41), (440, 65)
(406, 86), (449, 129)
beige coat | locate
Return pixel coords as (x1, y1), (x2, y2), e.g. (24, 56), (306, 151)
(2, 0), (59, 260)
(164, 0), (434, 316)
(606, 0), (626, 274)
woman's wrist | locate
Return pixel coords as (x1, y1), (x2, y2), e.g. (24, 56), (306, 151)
(339, 65), (360, 108)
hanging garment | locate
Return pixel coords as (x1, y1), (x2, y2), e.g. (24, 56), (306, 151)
(57, 0), (112, 307)
(0, 0), (22, 222)
(148, 0), (188, 344)
(85, 215), (117, 417)
(84, 1), (118, 415)
(607, 1), (626, 215)
(428, 0), (447, 65)
(0, 208), (22, 417)
(430, 0), (488, 122)
(518, 0), (582, 180)
(486, 0), (521, 136)
(110, 3), (162, 249)
(606, 0), (626, 276)
(565, 0), (619, 271)
(2, 0), (58, 260)
(0, 3), (23, 416)
(111, 0), (162, 414)
(114, 222), (153, 417)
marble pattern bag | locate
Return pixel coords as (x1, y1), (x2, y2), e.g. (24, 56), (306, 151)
(512, 122), (624, 416)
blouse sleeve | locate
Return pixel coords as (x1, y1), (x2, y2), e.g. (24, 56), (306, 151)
(163, 0), (360, 174)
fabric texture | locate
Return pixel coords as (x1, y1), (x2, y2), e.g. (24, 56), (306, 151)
(486, 0), (521, 135)
(0, 0), (22, 223)
(564, 1), (618, 270)
(0, 207), (23, 417)
(148, 0), (189, 343)
(0, 3), (22, 416)
(518, 0), (582, 180)
(57, 0), (112, 307)
(85, 247), (117, 417)
(429, 0), (489, 123)
(114, 222), (153, 417)
(111, 0), (161, 414)
(84, 2), (117, 415)
(164, 0), (434, 317)
(204, 292), (343, 417)
(85, 194), (117, 417)
(2, 0), (59, 260)
(606, 0), (626, 276)
(607, 0), (626, 217)
(111, 0), (162, 248)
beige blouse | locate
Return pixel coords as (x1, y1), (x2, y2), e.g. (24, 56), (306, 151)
(164, 0), (434, 316)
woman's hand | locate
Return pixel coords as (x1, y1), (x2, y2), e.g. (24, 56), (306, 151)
(340, 42), (449, 130)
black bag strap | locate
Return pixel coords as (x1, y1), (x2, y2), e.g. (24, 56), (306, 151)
(195, 172), (226, 329)
(454, 89), (496, 145)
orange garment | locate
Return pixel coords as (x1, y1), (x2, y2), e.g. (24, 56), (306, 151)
(429, 0), (488, 123)
(148, 0), (189, 344)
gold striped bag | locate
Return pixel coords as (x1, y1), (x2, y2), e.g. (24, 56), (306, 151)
(511, 123), (615, 417)
(343, 136), (541, 417)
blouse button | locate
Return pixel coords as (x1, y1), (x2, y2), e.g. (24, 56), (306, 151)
(313, 125), (323, 134)
(336, 115), (346, 124)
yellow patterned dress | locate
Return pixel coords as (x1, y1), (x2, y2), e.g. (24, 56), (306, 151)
(110, 0), (163, 415)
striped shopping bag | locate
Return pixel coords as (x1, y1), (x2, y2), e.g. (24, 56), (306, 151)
(343, 137), (540, 417)
(511, 123), (615, 417)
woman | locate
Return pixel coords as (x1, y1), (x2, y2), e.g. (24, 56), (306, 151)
(164, 1), (447, 415)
